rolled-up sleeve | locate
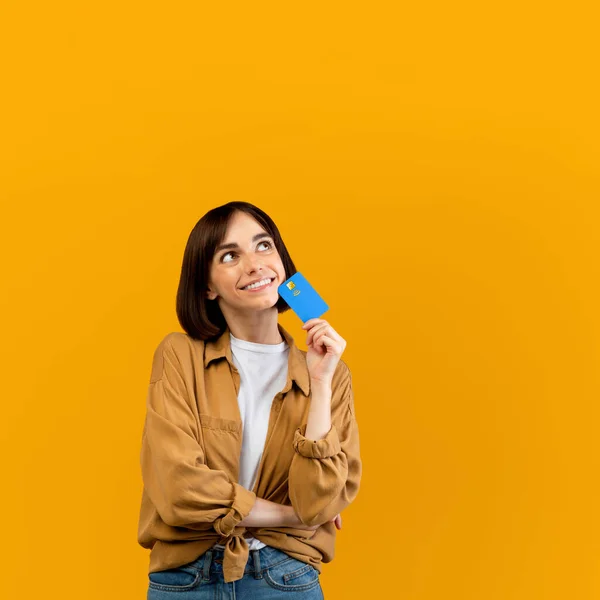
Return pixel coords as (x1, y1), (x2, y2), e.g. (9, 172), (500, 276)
(140, 337), (256, 533)
(288, 364), (362, 527)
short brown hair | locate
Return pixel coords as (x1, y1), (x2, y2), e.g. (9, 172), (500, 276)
(176, 201), (297, 340)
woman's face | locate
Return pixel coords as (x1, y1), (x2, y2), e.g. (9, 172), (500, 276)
(206, 211), (286, 313)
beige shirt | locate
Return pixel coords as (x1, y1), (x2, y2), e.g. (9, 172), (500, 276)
(137, 321), (362, 583)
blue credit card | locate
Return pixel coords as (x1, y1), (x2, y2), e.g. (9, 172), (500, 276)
(277, 272), (329, 323)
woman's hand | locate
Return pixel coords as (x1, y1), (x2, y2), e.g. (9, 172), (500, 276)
(302, 319), (347, 385)
(302, 513), (343, 531)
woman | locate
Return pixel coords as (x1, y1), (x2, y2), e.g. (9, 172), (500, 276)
(138, 201), (362, 599)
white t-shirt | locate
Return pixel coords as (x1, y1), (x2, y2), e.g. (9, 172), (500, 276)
(213, 331), (289, 551)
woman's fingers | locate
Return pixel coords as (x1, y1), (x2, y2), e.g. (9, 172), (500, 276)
(307, 323), (329, 347)
(329, 513), (342, 530)
(306, 321), (344, 347)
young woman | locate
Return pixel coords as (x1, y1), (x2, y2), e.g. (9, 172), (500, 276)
(138, 201), (362, 599)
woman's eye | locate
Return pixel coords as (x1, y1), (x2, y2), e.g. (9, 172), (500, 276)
(221, 240), (272, 263)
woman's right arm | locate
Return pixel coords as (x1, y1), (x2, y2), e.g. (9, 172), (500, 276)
(238, 498), (298, 528)
(239, 498), (338, 531)
(141, 336), (257, 535)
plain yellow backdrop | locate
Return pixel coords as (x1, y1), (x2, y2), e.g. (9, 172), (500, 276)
(1, 1), (599, 598)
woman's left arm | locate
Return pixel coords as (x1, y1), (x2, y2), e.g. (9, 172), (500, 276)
(288, 319), (362, 527)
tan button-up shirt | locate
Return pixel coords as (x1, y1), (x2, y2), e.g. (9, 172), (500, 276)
(137, 322), (362, 583)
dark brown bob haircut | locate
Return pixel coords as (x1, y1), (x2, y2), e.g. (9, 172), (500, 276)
(176, 201), (297, 341)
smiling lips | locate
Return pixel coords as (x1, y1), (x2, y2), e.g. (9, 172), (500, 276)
(241, 277), (274, 292)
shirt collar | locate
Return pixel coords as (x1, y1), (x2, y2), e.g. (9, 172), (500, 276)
(203, 322), (311, 396)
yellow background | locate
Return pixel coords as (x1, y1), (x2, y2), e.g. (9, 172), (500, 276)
(1, 1), (599, 598)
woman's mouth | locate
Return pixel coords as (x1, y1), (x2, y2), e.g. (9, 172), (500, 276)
(240, 277), (275, 292)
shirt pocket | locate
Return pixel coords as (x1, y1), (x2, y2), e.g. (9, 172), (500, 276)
(199, 414), (243, 433)
(199, 414), (243, 472)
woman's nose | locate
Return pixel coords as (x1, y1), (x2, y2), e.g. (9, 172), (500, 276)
(243, 257), (265, 272)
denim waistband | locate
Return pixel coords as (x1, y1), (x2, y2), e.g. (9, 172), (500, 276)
(189, 545), (298, 581)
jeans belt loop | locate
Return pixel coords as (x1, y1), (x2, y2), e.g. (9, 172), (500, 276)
(202, 550), (213, 581)
(251, 549), (263, 579)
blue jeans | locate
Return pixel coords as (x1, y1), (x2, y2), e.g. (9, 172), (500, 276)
(147, 545), (325, 599)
